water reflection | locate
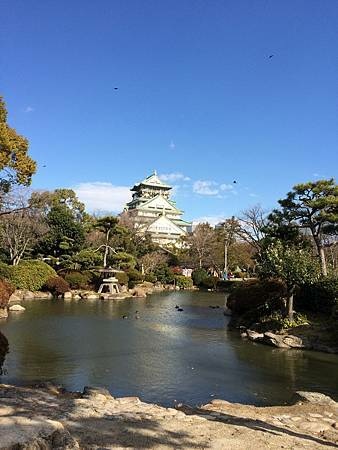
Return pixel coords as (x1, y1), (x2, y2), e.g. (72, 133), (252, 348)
(0, 291), (337, 406)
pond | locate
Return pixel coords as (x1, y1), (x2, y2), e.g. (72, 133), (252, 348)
(1, 291), (337, 407)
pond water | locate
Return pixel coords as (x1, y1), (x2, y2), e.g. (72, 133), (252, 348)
(1, 291), (337, 407)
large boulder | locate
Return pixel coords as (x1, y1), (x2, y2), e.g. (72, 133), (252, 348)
(22, 290), (35, 300)
(34, 291), (53, 299)
(84, 293), (100, 300)
(263, 332), (305, 349)
(9, 304), (26, 311)
(132, 286), (147, 298)
(8, 292), (22, 303)
(0, 416), (79, 449)
(246, 330), (264, 342)
(293, 391), (337, 406)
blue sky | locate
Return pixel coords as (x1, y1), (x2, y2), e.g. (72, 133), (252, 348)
(1, 0), (338, 223)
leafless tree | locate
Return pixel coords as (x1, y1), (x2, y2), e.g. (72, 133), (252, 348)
(236, 205), (268, 255)
(140, 251), (168, 274)
(185, 223), (216, 268)
(0, 210), (48, 265)
(0, 188), (48, 265)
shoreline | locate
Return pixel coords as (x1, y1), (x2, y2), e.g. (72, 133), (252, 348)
(0, 384), (337, 449)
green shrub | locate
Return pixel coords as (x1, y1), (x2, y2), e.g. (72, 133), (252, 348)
(192, 268), (209, 287)
(0, 262), (12, 281)
(175, 275), (193, 289)
(260, 311), (310, 331)
(0, 279), (15, 307)
(43, 276), (70, 295)
(144, 272), (157, 283)
(8, 260), (56, 291)
(114, 271), (129, 286)
(72, 249), (102, 269)
(126, 268), (143, 288)
(64, 271), (91, 289)
(227, 279), (286, 315)
(153, 264), (174, 284)
(200, 275), (218, 290)
(296, 278), (338, 313)
(110, 252), (137, 270)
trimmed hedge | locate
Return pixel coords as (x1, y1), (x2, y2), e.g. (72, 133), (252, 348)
(0, 261), (56, 291)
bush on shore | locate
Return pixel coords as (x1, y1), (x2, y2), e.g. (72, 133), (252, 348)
(126, 268), (143, 288)
(0, 261), (56, 291)
(296, 278), (338, 313)
(43, 276), (70, 296)
(0, 279), (15, 308)
(114, 271), (129, 286)
(191, 268), (208, 287)
(175, 275), (193, 289)
(191, 269), (218, 289)
(227, 279), (286, 315)
(144, 272), (157, 283)
(64, 271), (92, 289)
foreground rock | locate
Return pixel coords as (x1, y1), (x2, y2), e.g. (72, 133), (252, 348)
(0, 385), (337, 449)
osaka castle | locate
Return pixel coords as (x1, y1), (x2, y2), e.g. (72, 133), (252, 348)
(124, 171), (192, 246)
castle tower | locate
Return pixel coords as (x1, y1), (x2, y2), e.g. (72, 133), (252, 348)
(124, 171), (191, 246)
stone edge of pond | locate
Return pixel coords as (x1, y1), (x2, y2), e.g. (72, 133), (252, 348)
(0, 383), (337, 449)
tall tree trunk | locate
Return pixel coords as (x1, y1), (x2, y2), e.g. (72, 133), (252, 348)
(319, 246), (327, 277)
(224, 244), (228, 276)
(287, 292), (294, 321)
(103, 229), (111, 268)
(103, 245), (108, 268)
(314, 236), (327, 276)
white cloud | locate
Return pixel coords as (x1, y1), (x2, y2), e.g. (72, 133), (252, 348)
(160, 172), (190, 182)
(220, 183), (234, 192)
(169, 140), (176, 150)
(192, 215), (224, 227)
(73, 182), (131, 213)
(193, 180), (219, 196)
(24, 106), (34, 113)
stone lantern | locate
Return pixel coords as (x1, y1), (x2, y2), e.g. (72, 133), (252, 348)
(98, 276), (120, 294)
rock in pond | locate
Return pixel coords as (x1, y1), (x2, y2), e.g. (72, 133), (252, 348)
(246, 330), (264, 342)
(9, 304), (26, 311)
(263, 332), (305, 349)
